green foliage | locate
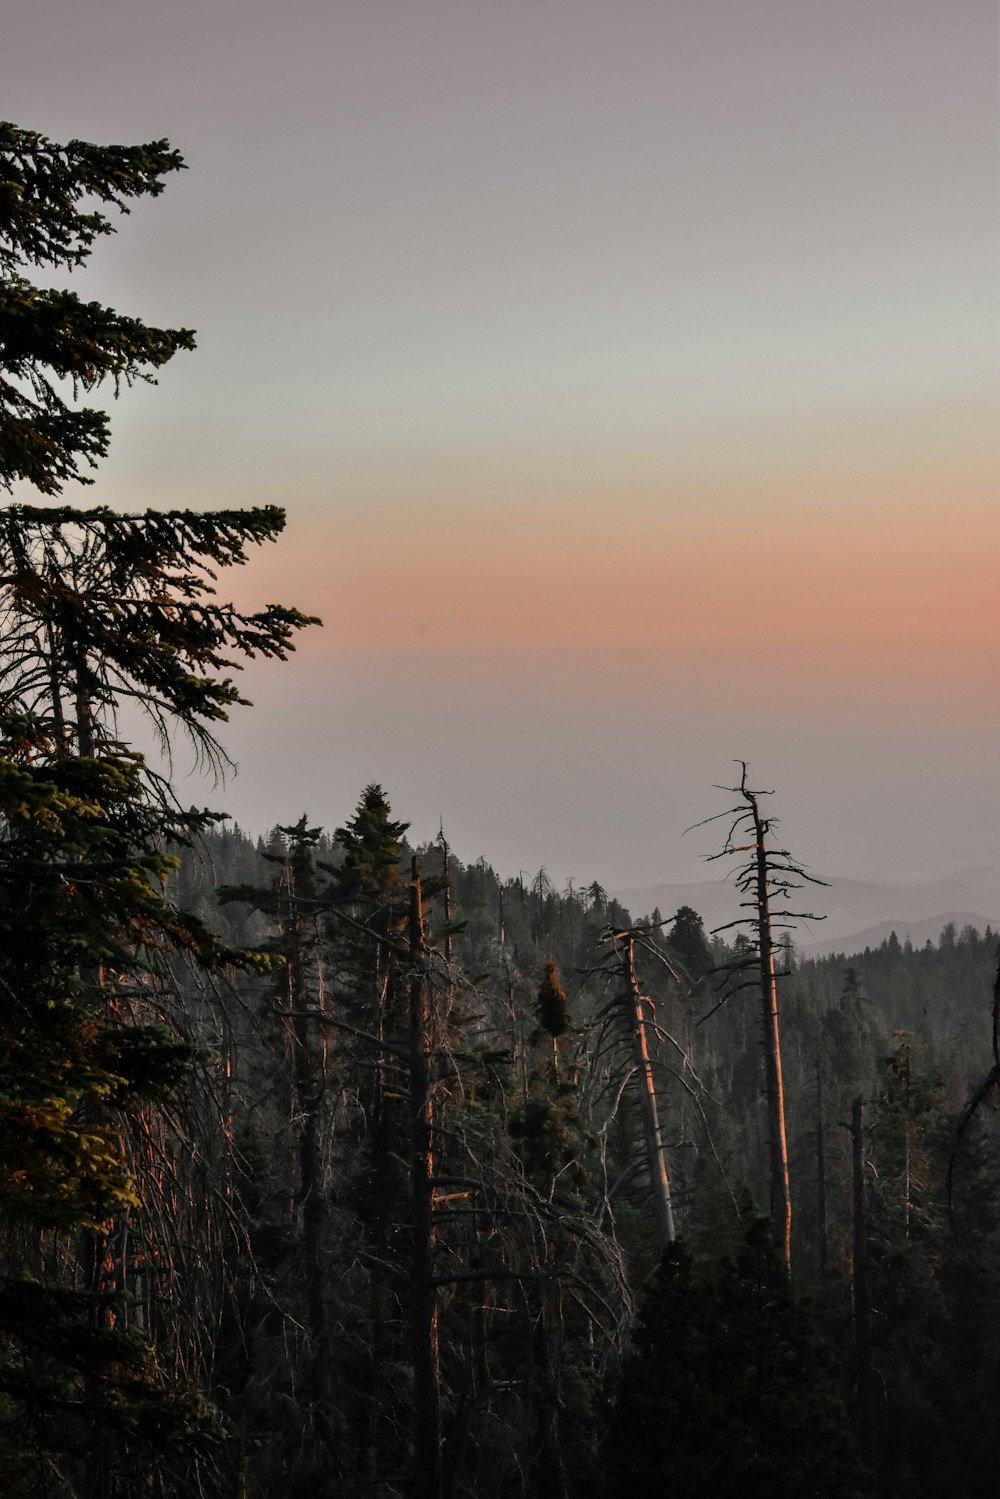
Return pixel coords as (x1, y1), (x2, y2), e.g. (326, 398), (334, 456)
(508, 1085), (585, 1192)
(0, 734), (263, 1232)
(332, 782), (409, 905)
(0, 113), (316, 1495)
(0, 120), (195, 494)
(0, 504), (318, 768)
(0, 123), (185, 273)
(0, 734), (244, 1490)
(165, 823), (1000, 1499)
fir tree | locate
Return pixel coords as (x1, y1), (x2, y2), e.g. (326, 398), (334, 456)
(0, 117), (311, 1494)
(0, 121), (195, 496)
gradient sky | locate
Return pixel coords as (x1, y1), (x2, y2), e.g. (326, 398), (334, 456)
(3, 1), (998, 892)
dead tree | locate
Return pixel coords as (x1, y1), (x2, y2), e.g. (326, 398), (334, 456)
(949, 946), (1000, 1213)
(849, 1095), (876, 1475)
(694, 762), (825, 1268)
(598, 927), (681, 1252)
(409, 859), (442, 1499)
(437, 823), (454, 965)
(815, 1054), (829, 1272)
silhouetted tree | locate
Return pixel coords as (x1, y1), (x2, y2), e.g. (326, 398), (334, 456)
(698, 763), (825, 1265)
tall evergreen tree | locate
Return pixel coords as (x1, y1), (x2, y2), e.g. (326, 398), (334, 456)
(0, 118), (313, 1494)
(666, 905), (714, 984)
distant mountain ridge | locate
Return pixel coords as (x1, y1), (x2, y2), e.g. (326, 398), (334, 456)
(612, 866), (1000, 960)
(798, 911), (997, 960)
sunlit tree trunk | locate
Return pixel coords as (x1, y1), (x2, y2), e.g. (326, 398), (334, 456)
(620, 934), (676, 1251)
(704, 766), (823, 1271)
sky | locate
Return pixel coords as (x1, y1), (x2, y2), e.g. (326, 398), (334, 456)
(3, 1), (998, 894)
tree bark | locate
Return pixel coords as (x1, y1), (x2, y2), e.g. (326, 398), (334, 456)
(815, 1054), (828, 1273)
(440, 831), (453, 965)
(409, 861), (442, 1499)
(620, 935), (676, 1251)
(283, 871), (335, 1465)
(746, 791), (792, 1267)
(851, 1096), (877, 1478)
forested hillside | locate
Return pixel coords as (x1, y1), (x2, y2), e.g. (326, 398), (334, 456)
(2, 118), (998, 1499)
(149, 813), (1000, 1498)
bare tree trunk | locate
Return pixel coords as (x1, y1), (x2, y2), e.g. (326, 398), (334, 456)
(502, 954), (528, 1100)
(746, 791), (792, 1267)
(295, 1049), (333, 1459)
(851, 1096), (876, 1478)
(440, 829), (453, 965)
(45, 622), (68, 750)
(815, 1054), (828, 1273)
(68, 642), (110, 1492)
(282, 877), (335, 1466)
(533, 1281), (569, 1499)
(409, 861), (442, 1499)
(73, 645), (96, 756)
(620, 935), (676, 1251)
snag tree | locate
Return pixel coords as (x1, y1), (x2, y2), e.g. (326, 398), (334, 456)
(696, 763), (825, 1267)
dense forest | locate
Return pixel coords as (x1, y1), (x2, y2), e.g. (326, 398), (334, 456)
(2, 120), (999, 1499)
